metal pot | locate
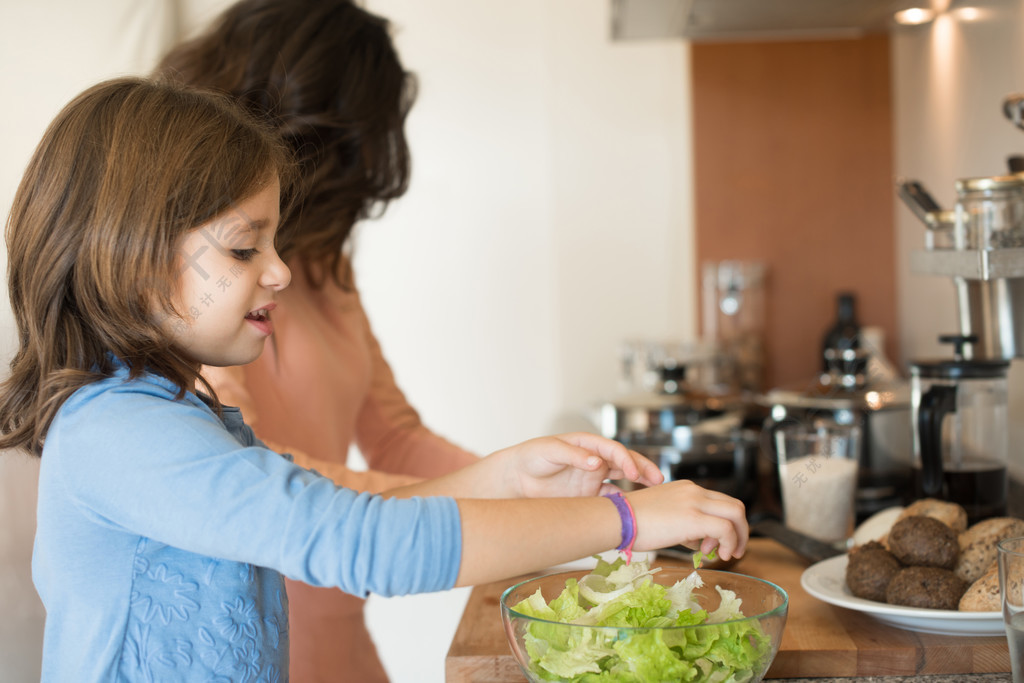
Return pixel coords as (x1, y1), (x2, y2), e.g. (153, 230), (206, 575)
(598, 390), (760, 508)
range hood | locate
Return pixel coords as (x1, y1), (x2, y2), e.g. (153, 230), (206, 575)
(611, 0), (927, 41)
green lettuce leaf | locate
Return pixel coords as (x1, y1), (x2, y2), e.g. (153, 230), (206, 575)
(509, 557), (774, 683)
(692, 546), (717, 569)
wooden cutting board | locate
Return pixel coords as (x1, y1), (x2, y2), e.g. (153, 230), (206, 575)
(445, 538), (1011, 682)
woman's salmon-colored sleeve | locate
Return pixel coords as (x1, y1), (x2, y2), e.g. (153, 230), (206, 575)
(285, 447), (422, 494)
(349, 290), (480, 478)
(201, 365), (424, 494)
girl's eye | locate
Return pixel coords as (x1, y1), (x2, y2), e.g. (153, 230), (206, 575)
(231, 248), (259, 262)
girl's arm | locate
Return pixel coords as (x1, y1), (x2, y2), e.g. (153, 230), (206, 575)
(452, 479), (748, 586)
(56, 378), (746, 598)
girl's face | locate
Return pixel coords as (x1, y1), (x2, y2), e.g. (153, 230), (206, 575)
(161, 178), (291, 367)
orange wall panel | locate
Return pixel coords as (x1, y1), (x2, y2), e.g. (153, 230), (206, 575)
(692, 35), (896, 390)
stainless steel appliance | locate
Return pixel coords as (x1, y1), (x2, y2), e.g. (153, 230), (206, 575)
(899, 94), (1024, 362)
(600, 341), (760, 508)
(891, 93), (1024, 522)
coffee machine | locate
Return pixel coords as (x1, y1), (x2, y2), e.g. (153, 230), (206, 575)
(893, 93), (1024, 520)
(909, 334), (1009, 524)
(901, 173), (1024, 361)
(900, 93), (1024, 362)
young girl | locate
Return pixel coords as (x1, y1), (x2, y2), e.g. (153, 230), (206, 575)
(0, 78), (748, 682)
(155, 4), (486, 676)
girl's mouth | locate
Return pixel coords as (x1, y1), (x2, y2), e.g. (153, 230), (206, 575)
(244, 303), (276, 335)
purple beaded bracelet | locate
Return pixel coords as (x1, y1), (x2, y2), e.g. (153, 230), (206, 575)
(604, 492), (637, 564)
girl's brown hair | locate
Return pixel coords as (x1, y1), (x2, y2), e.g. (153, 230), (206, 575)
(0, 77), (292, 456)
(155, 0), (415, 289)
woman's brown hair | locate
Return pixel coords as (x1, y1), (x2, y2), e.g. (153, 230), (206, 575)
(0, 77), (292, 456)
(155, 0), (416, 289)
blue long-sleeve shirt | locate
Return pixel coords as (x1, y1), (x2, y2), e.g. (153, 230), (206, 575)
(32, 366), (462, 682)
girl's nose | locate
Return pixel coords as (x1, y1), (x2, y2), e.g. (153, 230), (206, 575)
(260, 249), (291, 291)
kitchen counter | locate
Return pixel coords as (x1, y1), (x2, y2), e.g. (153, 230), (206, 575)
(445, 538), (1011, 682)
(781, 677), (1009, 682)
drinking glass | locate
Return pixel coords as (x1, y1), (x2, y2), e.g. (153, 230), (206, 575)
(774, 420), (860, 548)
(999, 536), (1024, 683)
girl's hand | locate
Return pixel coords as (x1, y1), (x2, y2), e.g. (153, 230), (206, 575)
(498, 432), (663, 499)
(628, 480), (749, 561)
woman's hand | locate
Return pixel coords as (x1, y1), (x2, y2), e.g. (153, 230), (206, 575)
(381, 432), (661, 500)
(496, 432), (663, 499)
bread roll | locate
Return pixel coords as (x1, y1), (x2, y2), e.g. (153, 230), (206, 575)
(959, 565), (1000, 612)
(897, 499), (968, 534)
(886, 566), (966, 610)
(955, 517), (1024, 584)
(887, 516), (959, 569)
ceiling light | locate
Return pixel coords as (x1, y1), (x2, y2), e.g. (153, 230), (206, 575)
(894, 7), (936, 25)
(951, 6), (982, 21)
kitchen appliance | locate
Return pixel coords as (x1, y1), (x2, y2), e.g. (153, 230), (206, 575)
(821, 293), (860, 374)
(762, 332), (912, 522)
(899, 93), (1024, 361)
(910, 334), (1009, 525)
(600, 340), (760, 509)
(702, 260), (767, 392)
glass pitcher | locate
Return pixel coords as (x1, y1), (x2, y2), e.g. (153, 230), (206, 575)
(910, 335), (1009, 524)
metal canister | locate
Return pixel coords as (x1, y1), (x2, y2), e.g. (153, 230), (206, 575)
(954, 174), (1024, 249)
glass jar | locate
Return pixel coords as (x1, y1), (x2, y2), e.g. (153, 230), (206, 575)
(954, 174), (1024, 250)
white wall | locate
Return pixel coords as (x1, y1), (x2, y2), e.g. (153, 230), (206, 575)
(0, 1), (695, 681)
(891, 0), (1024, 480)
(352, 0), (694, 456)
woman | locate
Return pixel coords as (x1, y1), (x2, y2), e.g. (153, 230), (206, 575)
(156, 2), (479, 679)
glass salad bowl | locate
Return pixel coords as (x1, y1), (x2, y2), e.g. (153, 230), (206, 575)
(500, 559), (788, 683)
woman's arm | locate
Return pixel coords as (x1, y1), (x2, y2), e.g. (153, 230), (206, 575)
(288, 447), (422, 492)
(349, 284), (479, 477)
(383, 433), (663, 500)
(202, 364), (427, 492)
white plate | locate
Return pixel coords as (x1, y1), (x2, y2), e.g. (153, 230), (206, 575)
(800, 554), (1004, 636)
